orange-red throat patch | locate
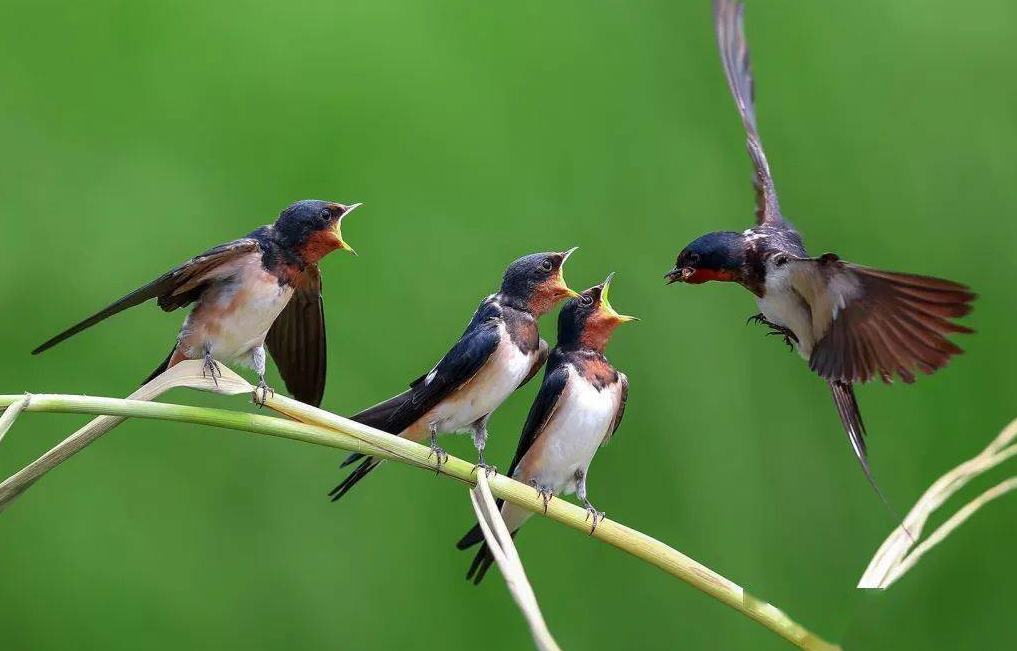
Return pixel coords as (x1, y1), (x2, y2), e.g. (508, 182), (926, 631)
(687, 268), (736, 284)
(298, 229), (344, 264)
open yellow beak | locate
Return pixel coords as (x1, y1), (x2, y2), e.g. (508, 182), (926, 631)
(599, 272), (638, 323)
(333, 202), (362, 256)
(554, 246), (581, 298)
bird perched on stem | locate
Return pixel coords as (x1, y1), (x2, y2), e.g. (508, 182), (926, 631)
(33, 199), (361, 406)
(329, 249), (580, 501)
(457, 273), (635, 584)
(664, 0), (975, 510)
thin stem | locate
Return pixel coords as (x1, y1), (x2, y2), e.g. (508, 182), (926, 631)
(0, 369), (841, 651)
(470, 471), (561, 651)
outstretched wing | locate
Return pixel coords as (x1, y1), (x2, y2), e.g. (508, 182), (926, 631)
(714, 0), (784, 226)
(601, 372), (629, 447)
(789, 255), (975, 384)
(265, 265), (327, 406)
(33, 239), (262, 354)
(506, 354), (569, 478)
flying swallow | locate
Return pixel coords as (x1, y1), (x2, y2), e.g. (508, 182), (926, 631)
(456, 273), (635, 584)
(665, 0), (975, 505)
(32, 200), (360, 406)
(328, 249), (580, 501)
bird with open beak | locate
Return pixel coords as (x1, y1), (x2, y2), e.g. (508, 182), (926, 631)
(665, 0), (975, 509)
(329, 249), (580, 501)
(33, 199), (361, 406)
(457, 273), (635, 584)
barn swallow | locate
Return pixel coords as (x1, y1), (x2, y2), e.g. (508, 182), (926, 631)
(32, 200), (360, 406)
(665, 0), (975, 506)
(328, 249), (580, 501)
(456, 273), (634, 584)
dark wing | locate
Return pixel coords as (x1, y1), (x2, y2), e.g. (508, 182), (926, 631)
(265, 265), (327, 406)
(33, 238), (261, 354)
(506, 356), (569, 478)
(714, 0), (784, 226)
(382, 309), (504, 435)
(791, 255), (976, 384)
(601, 372), (629, 447)
(518, 338), (549, 389)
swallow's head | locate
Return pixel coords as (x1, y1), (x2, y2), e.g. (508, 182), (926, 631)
(501, 248), (580, 316)
(275, 199), (362, 263)
(559, 272), (637, 352)
(665, 231), (745, 285)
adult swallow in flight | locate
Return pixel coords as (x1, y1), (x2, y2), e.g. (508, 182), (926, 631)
(665, 0), (975, 504)
(456, 273), (635, 584)
(33, 200), (361, 406)
(328, 249), (580, 501)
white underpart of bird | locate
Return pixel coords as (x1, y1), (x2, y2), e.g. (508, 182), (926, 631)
(424, 321), (536, 435)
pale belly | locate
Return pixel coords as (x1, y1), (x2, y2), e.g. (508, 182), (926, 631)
(178, 270), (293, 364)
(518, 370), (619, 496)
(757, 285), (815, 359)
(421, 333), (535, 436)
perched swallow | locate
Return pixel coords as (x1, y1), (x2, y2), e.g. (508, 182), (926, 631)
(328, 249), (580, 501)
(33, 200), (360, 406)
(665, 0), (975, 504)
(456, 273), (635, 584)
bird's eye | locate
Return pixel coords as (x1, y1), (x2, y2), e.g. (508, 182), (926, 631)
(580, 294), (594, 307)
(540, 259), (554, 272)
(774, 255), (788, 267)
(319, 208), (331, 221)
(689, 253), (700, 264)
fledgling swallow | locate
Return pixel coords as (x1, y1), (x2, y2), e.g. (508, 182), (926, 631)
(456, 273), (635, 584)
(328, 249), (580, 501)
(665, 0), (975, 506)
(33, 200), (361, 406)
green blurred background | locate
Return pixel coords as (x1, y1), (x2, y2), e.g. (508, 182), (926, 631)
(2, 1), (1015, 649)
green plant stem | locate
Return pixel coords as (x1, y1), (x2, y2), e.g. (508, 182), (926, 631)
(0, 392), (840, 651)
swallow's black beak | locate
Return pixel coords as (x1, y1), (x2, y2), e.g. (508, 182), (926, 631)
(664, 267), (693, 285)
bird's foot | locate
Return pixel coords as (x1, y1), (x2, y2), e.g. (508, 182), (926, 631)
(427, 442), (449, 475)
(529, 480), (554, 514)
(765, 326), (799, 352)
(583, 503), (606, 535)
(746, 312), (772, 327)
(201, 353), (221, 387)
(472, 462), (498, 478)
(472, 452), (498, 478)
(253, 379), (274, 408)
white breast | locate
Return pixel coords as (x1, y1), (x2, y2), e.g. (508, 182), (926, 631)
(427, 324), (534, 434)
(179, 255), (294, 363)
(758, 264), (815, 358)
(528, 367), (620, 496)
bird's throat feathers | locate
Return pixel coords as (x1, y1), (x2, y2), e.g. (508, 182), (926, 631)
(297, 229), (345, 265)
(686, 267), (738, 284)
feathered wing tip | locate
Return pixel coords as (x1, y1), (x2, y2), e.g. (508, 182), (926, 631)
(350, 390), (413, 430)
(328, 458), (381, 502)
(810, 265), (976, 385)
(828, 380), (911, 540)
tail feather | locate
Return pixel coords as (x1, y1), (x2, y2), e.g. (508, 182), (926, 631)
(328, 458), (382, 502)
(141, 346), (176, 386)
(457, 498), (517, 585)
(328, 390), (415, 499)
(828, 380), (911, 540)
(340, 452), (366, 468)
(464, 530), (518, 585)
